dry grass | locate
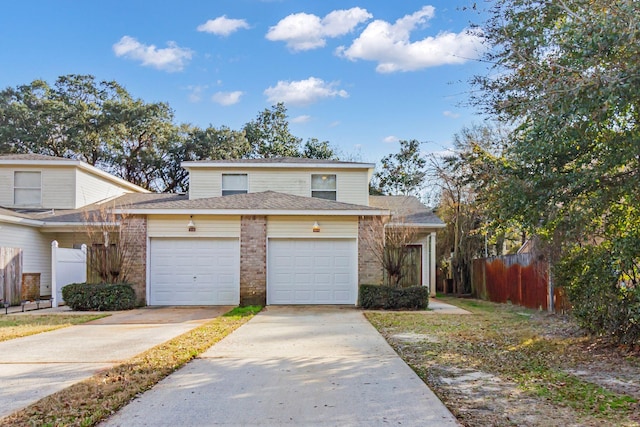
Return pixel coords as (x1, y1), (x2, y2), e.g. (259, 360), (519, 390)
(0, 314), (108, 342)
(0, 306), (261, 427)
(366, 297), (640, 427)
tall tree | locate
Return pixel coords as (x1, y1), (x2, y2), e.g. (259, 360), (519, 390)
(474, 0), (640, 342)
(374, 139), (426, 196)
(0, 75), (126, 163)
(302, 137), (337, 160)
(429, 124), (515, 294)
(243, 103), (302, 158)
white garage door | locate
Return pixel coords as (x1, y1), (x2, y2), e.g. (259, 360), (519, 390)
(267, 239), (357, 305)
(149, 238), (239, 305)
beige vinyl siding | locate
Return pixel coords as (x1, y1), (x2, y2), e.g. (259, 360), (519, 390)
(75, 169), (132, 208)
(0, 222), (52, 296)
(189, 169), (222, 200)
(267, 216), (358, 238)
(42, 168), (75, 208)
(0, 168), (12, 205)
(0, 166), (75, 209)
(188, 168), (370, 205)
(147, 215), (241, 238)
(50, 232), (88, 249)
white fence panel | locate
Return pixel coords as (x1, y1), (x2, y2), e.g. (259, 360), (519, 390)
(51, 241), (87, 307)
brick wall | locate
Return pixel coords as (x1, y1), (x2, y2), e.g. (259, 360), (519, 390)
(121, 215), (147, 305)
(240, 215), (267, 306)
(358, 216), (383, 285)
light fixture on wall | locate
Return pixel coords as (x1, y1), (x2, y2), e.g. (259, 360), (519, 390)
(312, 221), (320, 233)
(187, 216), (196, 232)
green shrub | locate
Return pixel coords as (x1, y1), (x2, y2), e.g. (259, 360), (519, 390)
(62, 282), (137, 311)
(556, 245), (640, 345)
(359, 284), (429, 310)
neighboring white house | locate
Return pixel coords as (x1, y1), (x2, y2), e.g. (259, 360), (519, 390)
(0, 154), (149, 297)
(0, 155), (445, 306)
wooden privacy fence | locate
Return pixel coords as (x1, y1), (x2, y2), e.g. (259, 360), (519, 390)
(472, 253), (556, 311)
(0, 247), (23, 305)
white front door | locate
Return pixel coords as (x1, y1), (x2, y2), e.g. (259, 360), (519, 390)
(267, 239), (357, 305)
(149, 238), (239, 305)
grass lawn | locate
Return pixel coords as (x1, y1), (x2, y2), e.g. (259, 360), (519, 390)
(366, 297), (640, 427)
(0, 314), (108, 342)
(0, 305), (261, 427)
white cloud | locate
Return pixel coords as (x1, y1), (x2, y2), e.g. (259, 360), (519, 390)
(212, 91), (244, 106)
(264, 77), (348, 106)
(383, 135), (399, 143)
(329, 121), (341, 127)
(187, 85), (208, 102)
(113, 36), (193, 72)
(291, 115), (312, 123)
(337, 6), (484, 73)
(197, 16), (250, 36)
(443, 110), (460, 118)
(266, 7), (371, 51)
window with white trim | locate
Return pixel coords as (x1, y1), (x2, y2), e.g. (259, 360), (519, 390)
(222, 173), (248, 196)
(311, 174), (336, 201)
(14, 171), (42, 206)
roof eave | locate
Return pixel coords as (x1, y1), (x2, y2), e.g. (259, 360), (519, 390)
(181, 162), (375, 170)
(0, 214), (44, 227)
(39, 222), (119, 232)
(114, 208), (389, 216)
(386, 222), (446, 229)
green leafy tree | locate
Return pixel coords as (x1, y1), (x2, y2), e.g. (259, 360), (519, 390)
(243, 103), (302, 158)
(430, 124), (518, 294)
(0, 75), (126, 163)
(375, 139), (426, 196)
(302, 138), (337, 159)
(163, 124), (252, 193)
(474, 0), (640, 342)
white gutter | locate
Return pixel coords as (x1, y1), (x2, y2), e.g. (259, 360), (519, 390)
(0, 214), (44, 227)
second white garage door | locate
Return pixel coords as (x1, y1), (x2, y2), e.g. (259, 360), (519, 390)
(267, 239), (357, 305)
(149, 238), (239, 305)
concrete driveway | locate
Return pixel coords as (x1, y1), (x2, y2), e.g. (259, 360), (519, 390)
(0, 306), (229, 418)
(102, 306), (459, 427)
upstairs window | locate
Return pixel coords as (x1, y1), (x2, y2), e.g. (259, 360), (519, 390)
(311, 174), (336, 201)
(222, 174), (248, 196)
(14, 171), (42, 206)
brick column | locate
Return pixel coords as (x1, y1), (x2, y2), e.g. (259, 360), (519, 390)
(358, 216), (384, 285)
(121, 215), (147, 305)
(240, 215), (267, 306)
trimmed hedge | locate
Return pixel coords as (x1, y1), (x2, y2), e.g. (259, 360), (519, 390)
(62, 282), (137, 311)
(359, 284), (429, 310)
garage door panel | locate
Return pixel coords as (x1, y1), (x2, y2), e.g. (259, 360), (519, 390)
(268, 239), (357, 305)
(150, 238), (239, 306)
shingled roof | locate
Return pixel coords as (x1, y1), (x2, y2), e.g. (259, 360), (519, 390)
(0, 154), (72, 161)
(112, 191), (383, 213)
(369, 195), (445, 227)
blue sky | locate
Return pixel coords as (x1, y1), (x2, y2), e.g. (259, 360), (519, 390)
(0, 0), (488, 164)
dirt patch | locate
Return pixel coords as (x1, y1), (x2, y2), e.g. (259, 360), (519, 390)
(426, 366), (604, 427)
(366, 298), (640, 427)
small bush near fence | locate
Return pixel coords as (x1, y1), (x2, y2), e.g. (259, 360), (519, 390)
(359, 285), (429, 310)
(62, 283), (136, 311)
(557, 245), (640, 346)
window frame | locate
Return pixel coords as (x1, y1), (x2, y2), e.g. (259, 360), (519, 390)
(221, 173), (248, 196)
(310, 173), (337, 201)
(13, 171), (42, 207)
